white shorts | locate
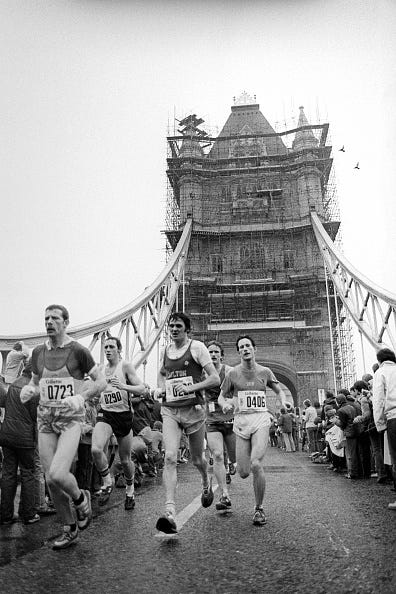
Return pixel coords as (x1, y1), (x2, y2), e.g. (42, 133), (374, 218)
(233, 411), (271, 440)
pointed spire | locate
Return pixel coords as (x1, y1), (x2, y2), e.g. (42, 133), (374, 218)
(292, 106), (318, 151)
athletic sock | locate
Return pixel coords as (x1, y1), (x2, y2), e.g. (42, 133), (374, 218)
(72, 491), (84, 507)
(165, 501), (176, 516)
(125, 477), (134, 497)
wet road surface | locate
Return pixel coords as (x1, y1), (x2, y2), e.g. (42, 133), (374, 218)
(1, 448), (395, 593)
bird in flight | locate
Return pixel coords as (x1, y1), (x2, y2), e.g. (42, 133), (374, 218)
(339, 146), (345, 152)
(354, 162), (360, 169)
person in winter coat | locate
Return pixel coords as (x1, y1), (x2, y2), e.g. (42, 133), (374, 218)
(0, 361), (40, 524)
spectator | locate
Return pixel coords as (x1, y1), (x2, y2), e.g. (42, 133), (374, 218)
(372, 348), (396, 509)
(335, 393), (359, 479)
(278, 407), (295, 452)
(3, 341), (30, 388)
(269, 418), (278, 447)
(303, 399), (318, 454)
(74, 399), (98, 492)
(0, 361), (40, 524)
(324, 409), (346, 472)
(351, 380), (375, 480)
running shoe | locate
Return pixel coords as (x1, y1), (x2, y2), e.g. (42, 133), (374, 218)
(226, 472), (231, 485)
(201, 477), (214, 508)
(388, 501), (396, 510)
(98, 480), (114, 506)
(156, 510), (177, 534)
(24, 514), (40, 525)
(228, 462), (236, 476)
(215, 495), (232, 511)
(75, 489), (92, 530)
(52, 526), (79, 550)
(252, 507), (267, 526)
(125, 494), (136, 510)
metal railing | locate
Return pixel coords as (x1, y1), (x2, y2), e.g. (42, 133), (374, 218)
(0, 220), (192, 371)
(311, 211), (396, 352)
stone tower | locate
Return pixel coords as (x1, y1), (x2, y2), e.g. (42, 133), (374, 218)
(166, 94), (354, 409)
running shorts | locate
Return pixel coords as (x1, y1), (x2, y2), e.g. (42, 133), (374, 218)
(233, 411), (271, 440)
(37, 404), (84, 434)
(161, 404), (205, 436)
(206, 421), (234, 437)
(96, 410), (133, 438)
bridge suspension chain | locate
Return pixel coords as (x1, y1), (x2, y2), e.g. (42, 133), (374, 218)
(311, 211), (396, 352)
(0, 219), (192, 371)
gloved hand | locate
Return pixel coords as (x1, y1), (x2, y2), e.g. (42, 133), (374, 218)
(63, 394), (85, 412)
(20, 385), (38, 404)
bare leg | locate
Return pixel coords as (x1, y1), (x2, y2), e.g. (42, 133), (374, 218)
(39, 424), (82, 525)
(207, 431), (228, 497)
(188, 424), (209, 488)
(250, 426), (269, 508)
(162, 414), (182, 512)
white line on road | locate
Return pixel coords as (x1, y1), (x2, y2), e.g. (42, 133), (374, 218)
(176, 483), (219, 531)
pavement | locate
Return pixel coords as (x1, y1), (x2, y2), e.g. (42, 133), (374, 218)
(0, 448), (395, 593)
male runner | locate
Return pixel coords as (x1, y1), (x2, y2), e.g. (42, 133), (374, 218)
(91, 336), (149, 510)
(20, 304), (107, 549)
(155, 312), (220, 534)
(205, 341), (235, 512)
(218, 335), (286, 526)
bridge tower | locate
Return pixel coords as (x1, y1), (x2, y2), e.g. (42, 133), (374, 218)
(166, 93), (356, 407)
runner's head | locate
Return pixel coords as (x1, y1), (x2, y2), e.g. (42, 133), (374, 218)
(169, 312), (191, 332)
(104, 336), (122, 361)
(44, 304), (69, 337)
(168, 312), (191, 344)
(207, 341), (224, 365)
(235, 335), (256, 360)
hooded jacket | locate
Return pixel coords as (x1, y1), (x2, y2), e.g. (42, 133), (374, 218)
(0, 372), (38, 448)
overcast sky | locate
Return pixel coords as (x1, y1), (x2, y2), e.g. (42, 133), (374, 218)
(1, 0), (395, 376)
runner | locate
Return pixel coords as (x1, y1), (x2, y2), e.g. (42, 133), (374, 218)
(218, 335), (287, 526)
(91, 336), (149, 511)
(20, 304), (107, 550)
(155, 312), (220, 534)
(205, 341), (235, 512)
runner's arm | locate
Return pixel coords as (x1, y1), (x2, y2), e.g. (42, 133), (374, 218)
(108, 361), (149, 397)
(269, 381), (287, 408)
(182, 361), (220, 396)
(81, 365), (107, 400)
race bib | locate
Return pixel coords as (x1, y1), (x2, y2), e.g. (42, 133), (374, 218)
(208, 402), (216, 413)
(39, 377), (74, 406)
(238, 390), (267, 412)
(101, 390), (123, 409)
(165, 376), (195, 402)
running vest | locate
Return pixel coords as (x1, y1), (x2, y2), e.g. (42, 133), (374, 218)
(206, 365), (233, 423)
(99, 360), (131, 413)
(36, 342), (87, 407)
(222, 366), (273, 415)
(162, 341), (204, 408)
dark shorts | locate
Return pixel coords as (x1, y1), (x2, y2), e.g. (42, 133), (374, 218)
(206, 422), (234, 436)
(96, 410), (133, 438)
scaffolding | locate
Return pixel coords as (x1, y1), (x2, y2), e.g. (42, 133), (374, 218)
(165, 94), (356, 402)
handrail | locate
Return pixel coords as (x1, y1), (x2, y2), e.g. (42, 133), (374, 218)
(311, 211), (396, 351)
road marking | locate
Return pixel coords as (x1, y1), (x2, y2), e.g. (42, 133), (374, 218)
(318, 522), (351, 557)
(176, 483), (219, 531)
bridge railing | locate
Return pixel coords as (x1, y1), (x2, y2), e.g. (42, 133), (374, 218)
(0, 219), (192, 372)
(311, 211), (396, 352)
